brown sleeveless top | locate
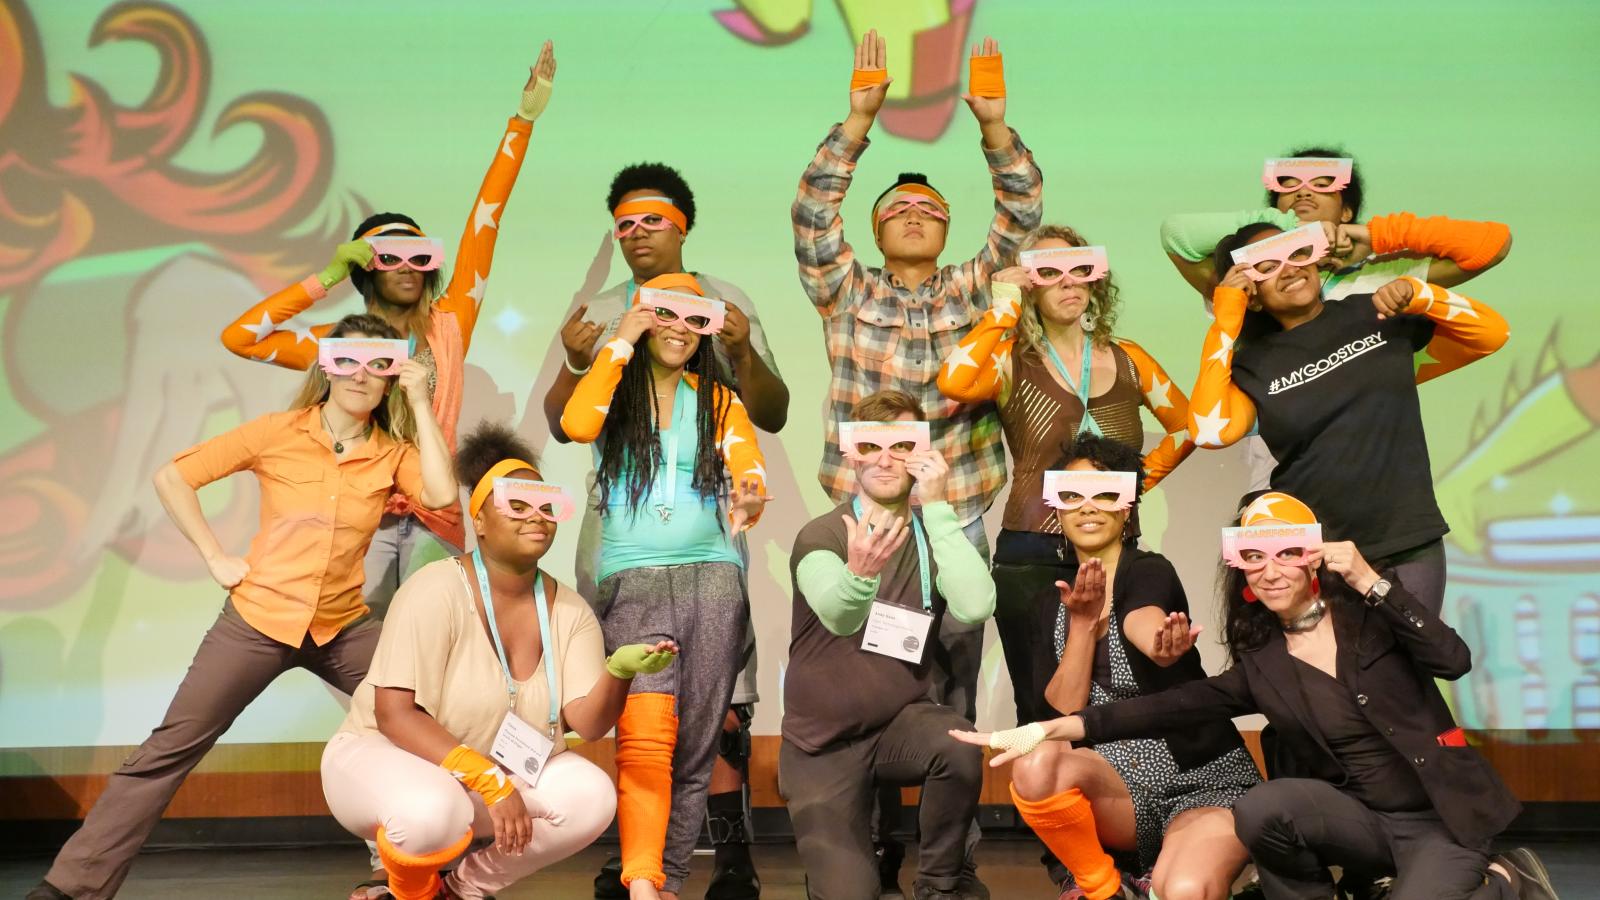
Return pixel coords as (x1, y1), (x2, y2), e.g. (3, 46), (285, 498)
(1001, 341), (1145, 533)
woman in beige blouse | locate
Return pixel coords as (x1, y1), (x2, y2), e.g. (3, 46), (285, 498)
(321, 422), (675, 900)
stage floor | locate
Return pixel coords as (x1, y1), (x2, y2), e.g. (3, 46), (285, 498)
(3, 839), (1598, 899)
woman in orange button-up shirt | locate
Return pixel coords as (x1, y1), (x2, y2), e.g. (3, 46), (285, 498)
(33, 314), (456, 900)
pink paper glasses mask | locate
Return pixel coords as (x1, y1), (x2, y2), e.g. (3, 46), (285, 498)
(1042, 469), (1136, 511)
(876, 195), (950, 226)
(1221, 524), (1323, 571)
(1261, 157), (1353, 194)
(839, 421), (932, 462)
(614, 213), (678, 239)
(492, 478), (576, 523)
(317, 338), (409, 377)
(1020, 246), (1109, 287)
(636, 287), (727, 335)
(365, 236), (445, 271)
(1231, 223), (1329, 282)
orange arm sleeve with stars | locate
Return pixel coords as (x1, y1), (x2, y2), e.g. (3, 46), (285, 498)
(1187, 285), (1258, 450)
(937, 281), (1021, 403)
(1114, 337), (1197, 489)
(1393, 276), (1511, 384)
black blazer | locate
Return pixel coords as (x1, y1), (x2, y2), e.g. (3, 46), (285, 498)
(1077, 577), (1519, 847)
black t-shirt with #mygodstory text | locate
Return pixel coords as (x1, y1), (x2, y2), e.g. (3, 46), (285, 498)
(1232, 296), (1443, 559)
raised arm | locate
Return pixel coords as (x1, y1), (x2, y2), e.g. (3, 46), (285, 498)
(1115, 337), (1196, 489)
(717, 299), (790, 433)
(954, 41), (1044, 296)
(1318, 541), (1472, 679)
(559, 307), (651, 444)
(218, 244), (367, 368)
(1188, 270), (1259, 450)
(434, 41), (555, 353)
(796, 507), (911, 637)
(395, 361), (459, 509)
(1159, 208), (1301, 300)
(938, 277), (1020, 404)
(1374, 277), (1510, 384)
(1042, 560), (1107, 716)
(1363, 212), (1512, 289)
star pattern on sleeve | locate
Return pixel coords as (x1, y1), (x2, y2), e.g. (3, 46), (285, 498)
(240, 311), (277, 341)
(1145, 373), (1174, 410)
(473, 199), (502, 235)
(1207, 332), (1236, 365)
(500, 131), (521, 160)
(1192, 401), (1231, 448)
(467, 271), (487, 306)
(604, 338), (634, 361)
(942, 343), (979, 378)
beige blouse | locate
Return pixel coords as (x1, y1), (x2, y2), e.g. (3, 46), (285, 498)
(340, 558), (607, 758)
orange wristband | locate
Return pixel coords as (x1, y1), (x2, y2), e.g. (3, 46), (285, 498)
(851, 68), (887, 92)
(968, 54), (1005, 98)
(441, 744), (515, 807)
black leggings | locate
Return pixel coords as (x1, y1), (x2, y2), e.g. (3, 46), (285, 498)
(1232, 779), (1511, 900)
(990, 529), (1071, 726)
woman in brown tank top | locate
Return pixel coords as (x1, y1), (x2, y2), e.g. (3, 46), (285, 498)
(938, 224), (1195, 727)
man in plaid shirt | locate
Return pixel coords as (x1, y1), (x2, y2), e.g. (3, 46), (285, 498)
(791, 29), (1042, 725)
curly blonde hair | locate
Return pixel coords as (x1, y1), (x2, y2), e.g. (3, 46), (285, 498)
(1011, 225), (1122, 358)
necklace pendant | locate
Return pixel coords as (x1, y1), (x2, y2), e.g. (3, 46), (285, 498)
(333, 441), (344, 454)
(655, 504), (673, 524)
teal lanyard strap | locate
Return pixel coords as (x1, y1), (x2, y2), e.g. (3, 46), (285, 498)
(852, 497), (931, 611)
(471, 551), (561, 736)
(1043, 332), (1103, 438)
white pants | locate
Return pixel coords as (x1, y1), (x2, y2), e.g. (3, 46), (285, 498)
(323, 731), (615, 899)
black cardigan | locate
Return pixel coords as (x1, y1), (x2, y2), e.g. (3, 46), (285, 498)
(1035, 545), (1248, 772)
(1078, 576), (1519, 847)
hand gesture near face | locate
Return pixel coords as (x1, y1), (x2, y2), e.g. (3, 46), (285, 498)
(843, 506), (910, 579)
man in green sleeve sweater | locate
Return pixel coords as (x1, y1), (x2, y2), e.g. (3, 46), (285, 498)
(780, 389), (997, 900)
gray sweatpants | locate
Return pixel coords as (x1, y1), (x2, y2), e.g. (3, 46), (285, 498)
(597, 561), (748, 894)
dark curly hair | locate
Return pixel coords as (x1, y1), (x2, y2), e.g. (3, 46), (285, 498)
(346, 212), (444, 301)
(1212, 222), (1296, 346)
(873, 171), (941, 208)
(1060, 432), (1147, 542)
(455, 421), (540, 491)
(607, 163), (696, 232)
(1218, 490), (1341, 663)
(1262, 145), (1364, 220)
(595, 336), (731, 523)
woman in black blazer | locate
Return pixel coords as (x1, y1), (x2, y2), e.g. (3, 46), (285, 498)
(953, 491), (1555, 900)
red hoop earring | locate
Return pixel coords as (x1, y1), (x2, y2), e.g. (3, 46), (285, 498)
(1309, 573), (1322, 598)
(1242, 586), (1258, 603)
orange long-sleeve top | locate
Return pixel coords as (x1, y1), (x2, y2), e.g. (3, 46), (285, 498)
(937, 283), (1196, 494)
(220, 115), (535, 548)
(560, 334), (767, 528)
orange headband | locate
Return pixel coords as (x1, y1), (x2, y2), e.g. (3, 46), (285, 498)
(1239, 491), (1319, 527)
(638, 272), (704, 296)
(469, 458), (541, 518)
(359, 222), (425, 239)
(613, 197), (688, 234)
(872, 183), (951, 237)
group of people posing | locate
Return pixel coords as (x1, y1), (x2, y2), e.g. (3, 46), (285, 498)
(28, 28), (1558, 900)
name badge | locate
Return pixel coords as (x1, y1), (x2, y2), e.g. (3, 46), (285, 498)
(861, 601), (935, 664)
(490, 711), (555, 787)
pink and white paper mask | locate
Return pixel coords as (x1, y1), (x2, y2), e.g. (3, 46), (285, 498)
(839, 420), (932, 462)
(492, 478), (575, 523)
(1020, 245), (1109, 287)
(1042, 469), (1136, 512)
(365, 236), (446, 271)
(1221, 524), (1323, 571)
(1261, 157), (1353, 194)
(1231, 223), (1329, 282)
(317, 338), (409, 377)
(636, 287), (726, 335)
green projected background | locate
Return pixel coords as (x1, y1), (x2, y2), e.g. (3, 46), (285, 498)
(2, 0), (1597, 747)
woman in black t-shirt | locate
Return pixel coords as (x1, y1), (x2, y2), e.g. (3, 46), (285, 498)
(1002, 435), (1259, 900)
(1186, 222), (1509, 615)
(955, 490), (1551, 900)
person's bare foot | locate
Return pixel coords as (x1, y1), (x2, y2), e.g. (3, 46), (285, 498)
(627, 879), (662, 900)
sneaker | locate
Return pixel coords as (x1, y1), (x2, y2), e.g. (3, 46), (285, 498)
(878, 839), (906, 897)
(1495, 848), (1560, 900)
(593, 855), (628, 900)
(707, 852), (763, 900)
(26, 883), (71, 900)
(1055, 877), (1145, 900)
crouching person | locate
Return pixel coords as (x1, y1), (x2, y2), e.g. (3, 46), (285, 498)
(321, 423), (677, 900)
(780, 390), (998, 900)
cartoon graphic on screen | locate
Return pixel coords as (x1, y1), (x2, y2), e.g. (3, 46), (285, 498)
(0, 0), (354, 609)
(713, 0), (978, 141)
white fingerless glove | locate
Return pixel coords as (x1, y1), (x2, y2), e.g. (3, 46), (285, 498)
(518, 76), (554, 121)
(988, 721), (1047, 756)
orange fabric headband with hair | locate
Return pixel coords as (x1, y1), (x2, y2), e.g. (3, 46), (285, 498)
(638, 272), (704, 296)
(359, 222), (426, 239)
(613, 197), (688, 234)
(469, 458), (541, 518)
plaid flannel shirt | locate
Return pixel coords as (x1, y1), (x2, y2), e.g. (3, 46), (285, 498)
(792, 123), (1044, 523)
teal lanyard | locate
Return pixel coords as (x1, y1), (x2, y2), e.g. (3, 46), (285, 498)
(1043, 332), (1103, 438)
(649, 379), (695, 523)
(851, 497), (931, 611)
(471, 551), (560, 737)
(407, 333), (416, 356)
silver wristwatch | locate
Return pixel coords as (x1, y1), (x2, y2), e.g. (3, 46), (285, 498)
(1364, 578), (1392, 607)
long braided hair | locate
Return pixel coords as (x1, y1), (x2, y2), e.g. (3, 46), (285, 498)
(595, 332), (732, 522)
